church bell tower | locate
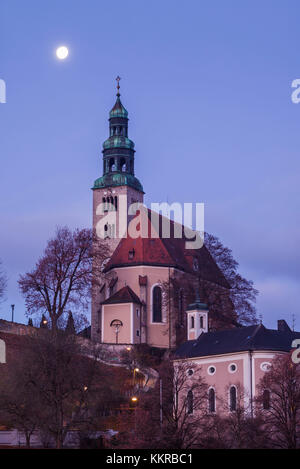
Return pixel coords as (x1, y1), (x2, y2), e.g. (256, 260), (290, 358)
(92, 77), (144, 254)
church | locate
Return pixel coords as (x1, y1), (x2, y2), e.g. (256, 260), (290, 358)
(91, 82), (234, 349)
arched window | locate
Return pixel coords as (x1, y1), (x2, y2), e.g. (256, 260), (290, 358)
(208, 388), (215, 413)
(187, 390), (193, 414)
(229, 386), (237, 412)
(152, 286), (162, 323)
(263, 389), (270, 410)
(109, 158), (115, 172)
(190, 316), (195, 329)
(200, 316), (204, 328)
(120, 157), (126, 172)
(104, 224), (108, 239)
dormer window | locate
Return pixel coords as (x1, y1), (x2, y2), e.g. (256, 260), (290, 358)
(128, 248), (135, 260)
(193, 257), (199, 271)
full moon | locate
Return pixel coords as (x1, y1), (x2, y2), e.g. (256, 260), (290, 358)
(56, 46), (69, 60)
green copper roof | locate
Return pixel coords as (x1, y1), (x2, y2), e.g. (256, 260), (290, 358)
(187, 288), (208, 311)
(109, 96), (128, 118)
(103, 136), (135, 150)
(93, 172), (144, 192)
(187, 302), (209, 311)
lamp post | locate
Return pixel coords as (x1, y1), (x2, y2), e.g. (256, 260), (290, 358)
(133, 367), (139, 387)
(130, 396), (138, 433)
(11, 304), (15, 323)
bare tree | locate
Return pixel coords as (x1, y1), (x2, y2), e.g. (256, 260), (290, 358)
(205, 233), (258, 325)
(256, 354), (300, 449)
(207, 385), (266, 449)
(161, 232), (258, 347)
(18, 226), (108, 329)
(0, 259), (7, 303)
(0, 361), (38, 448)
(119, 360), (210, 449)
(0, 329), (124, 448)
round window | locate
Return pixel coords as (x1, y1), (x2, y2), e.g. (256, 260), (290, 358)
(228, 363), (237, 373)
(260, 362), (271, 372)
(187, 369), (194, 376)
(207, 366), (216, 375)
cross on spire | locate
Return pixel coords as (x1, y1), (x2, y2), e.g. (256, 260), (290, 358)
(116, 75), (121, 96)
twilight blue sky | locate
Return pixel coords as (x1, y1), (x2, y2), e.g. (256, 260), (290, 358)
(0, 0), (299, 329)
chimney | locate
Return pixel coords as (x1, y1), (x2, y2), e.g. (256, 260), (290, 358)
(277, 319), (291, 333)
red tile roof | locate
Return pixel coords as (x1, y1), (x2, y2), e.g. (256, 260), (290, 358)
(104, 209), (229, 288)
(102, 286), (142, 305)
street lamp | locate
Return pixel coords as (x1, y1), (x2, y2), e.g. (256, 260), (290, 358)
(130, 396), (138, 432)
(133, 367), (139, 387)
(11, 304), (15, 323)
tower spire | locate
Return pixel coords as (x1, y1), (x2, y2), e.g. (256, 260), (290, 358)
(92, 81), (144, 193)
(116, 75), (121, 97)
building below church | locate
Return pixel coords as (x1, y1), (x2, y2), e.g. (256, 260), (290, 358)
(174, 318), (300, 415)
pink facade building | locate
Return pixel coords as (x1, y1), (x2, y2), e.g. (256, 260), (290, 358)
(175, 313), (300, 415)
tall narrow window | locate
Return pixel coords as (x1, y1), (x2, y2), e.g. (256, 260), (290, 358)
(200, 316), (204, 328)
(229, 386), (237, 412)
(179, 289), (184, 325)
(263, 389), (270, 410)
(190, 316), (195, 329)
(208, 388), (216, 413)
(152, 286), (162, 323)
(187, 390), (193, 414)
